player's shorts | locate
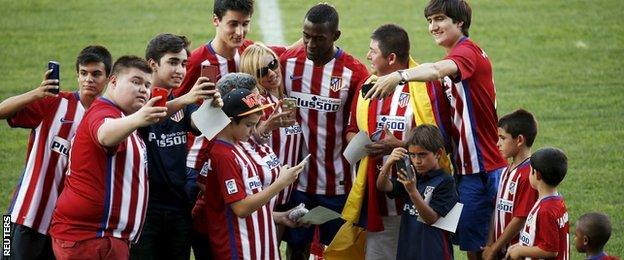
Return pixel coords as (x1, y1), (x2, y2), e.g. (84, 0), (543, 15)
(452, 167), (503, 251)
(283, 190), (346, 246)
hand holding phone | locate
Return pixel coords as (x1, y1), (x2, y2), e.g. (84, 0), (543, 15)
(47, 61), (60, 94)
(281, 97), (297, 111)
(201, 61), (220, 89)
(151, 87), (168, 107)
(396, 155), (415, 180)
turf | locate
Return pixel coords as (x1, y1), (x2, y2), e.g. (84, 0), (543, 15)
(1, 0), (622, 258)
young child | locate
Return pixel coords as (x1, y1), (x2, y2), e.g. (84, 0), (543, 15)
(507, 147), (569, 260)
(376, 124), (458, 260)
(483, 109), (539, 259)
(196, 88), (307, 260)
(575, 212), (620, 260)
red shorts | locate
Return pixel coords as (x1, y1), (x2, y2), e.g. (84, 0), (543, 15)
(52, 236), (129, 260)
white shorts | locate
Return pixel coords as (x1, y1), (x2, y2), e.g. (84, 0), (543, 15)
(365, 215), (401, 260)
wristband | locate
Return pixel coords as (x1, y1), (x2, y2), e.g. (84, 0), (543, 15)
(396, 70), (408, 85)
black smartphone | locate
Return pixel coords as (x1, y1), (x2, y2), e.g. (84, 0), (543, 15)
(396, 156), (415, 180)
(360, 83), (374, 98)
(47, 61), (60, 94)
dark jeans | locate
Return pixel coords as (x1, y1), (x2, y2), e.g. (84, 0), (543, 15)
(1, 223), (54, 260)
(130, 208), (191, 260)
(190, 230), (213, 260)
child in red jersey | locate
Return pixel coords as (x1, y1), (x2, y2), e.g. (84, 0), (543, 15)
(197, 88), (307, 260)
(507, 147), (569, 260)
(483, 109), (539, 259)
(575, 212), (621, 260)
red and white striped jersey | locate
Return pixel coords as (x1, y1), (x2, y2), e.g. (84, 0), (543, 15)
(261, 93), (304, 168)
(493, 159), (538, 248)
(281, 46), (369, 195)
(346, 83), (421, 216)
(176, 40), (287, 171)
(49, 98), (149, 243)
(441, 37), (507, 175)
(7, 92), (85, 234)
(240, 138), (289, 209)
(519, 195), (569, 260)
(198, 140), (279, 260)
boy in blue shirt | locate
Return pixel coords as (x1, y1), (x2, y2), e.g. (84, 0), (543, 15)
(377, 124), (458, 259)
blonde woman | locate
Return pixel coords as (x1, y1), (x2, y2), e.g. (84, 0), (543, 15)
(239, 43), (306, 214)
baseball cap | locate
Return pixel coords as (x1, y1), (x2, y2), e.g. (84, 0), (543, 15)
(222, 88), (273, 118)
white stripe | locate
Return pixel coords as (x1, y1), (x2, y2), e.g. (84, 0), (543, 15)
(131, 134), (148, 242)
(315, 61), (335, 194)
(113, 136), (134, 237)
(257, 0), (285, 45)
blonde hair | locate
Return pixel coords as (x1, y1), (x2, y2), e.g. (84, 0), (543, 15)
(240, 43), (284, 99)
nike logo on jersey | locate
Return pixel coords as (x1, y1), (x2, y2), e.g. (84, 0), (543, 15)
(60, 118), (73, 124)
(289, 75), (303, 81)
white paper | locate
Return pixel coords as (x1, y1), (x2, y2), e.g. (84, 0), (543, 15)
(191, 99), (231, 140)
(418, 202), (463, 233)
(343, 131), (373, 165)
(299, 206), (341, 225)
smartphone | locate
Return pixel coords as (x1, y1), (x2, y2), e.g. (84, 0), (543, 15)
(281, 97), (297, 111)
(152, 87), (168, 107)
(360, 83), (374, 98)
(47, 61), (60, 94)
(396, 155), (415, 180)
(201, 62), (220, 89)
(370, 129), (384, 142)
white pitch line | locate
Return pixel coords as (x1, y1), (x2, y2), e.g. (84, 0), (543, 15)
(257, 0), (285, 45)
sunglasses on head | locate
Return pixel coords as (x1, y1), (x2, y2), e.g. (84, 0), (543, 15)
(257, 59), (279, 78)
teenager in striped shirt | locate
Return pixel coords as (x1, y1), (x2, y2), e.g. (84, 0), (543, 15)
(0, 45), (111, 259)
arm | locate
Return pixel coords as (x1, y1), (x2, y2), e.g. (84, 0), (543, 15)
(506, 245), (557, 260)
(97, 97), (167, 147)
(483, 217), (526, 260)
(0, 72), (57, 119)
(167, 77), (221, 115)
(366, 59), (458, 99)
(230, 161), (307, 218)
(376, 147), (406, 192)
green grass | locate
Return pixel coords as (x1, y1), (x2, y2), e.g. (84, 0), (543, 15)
(1, 0), (623, 258)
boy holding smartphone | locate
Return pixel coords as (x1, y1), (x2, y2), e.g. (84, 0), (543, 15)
(0, 45), (112, 259)
(130, 33), (221, 260)
(376, 124), (458, 260)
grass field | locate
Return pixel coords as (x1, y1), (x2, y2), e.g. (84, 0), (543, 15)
(1, 0), (623, 258)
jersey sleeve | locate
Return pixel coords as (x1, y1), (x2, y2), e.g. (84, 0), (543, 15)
(268, 45), (287, 57)
(343, 61), (369, 140)
(87, 105), (122, 153)
(533, 209), (561, 253)
(7, 96), (58, 128)
(445, 43), (478, 82)
(213, 153), (247, 204)
(512, 172), (539, 218)
(429, 176), (459, 217)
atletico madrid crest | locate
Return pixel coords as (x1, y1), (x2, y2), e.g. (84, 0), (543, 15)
(329, 76), (343, 92)
(170, 110), (184, 122)
(398, 93), (410, 108)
